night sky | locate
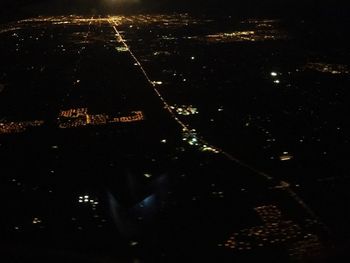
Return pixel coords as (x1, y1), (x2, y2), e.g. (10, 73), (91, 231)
(1, 0), (350, 20)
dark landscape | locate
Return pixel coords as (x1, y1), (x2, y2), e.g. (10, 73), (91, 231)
(1, 1), (350, 262)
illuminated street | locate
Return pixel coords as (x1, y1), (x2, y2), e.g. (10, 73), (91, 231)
(1, 9), (350, 263)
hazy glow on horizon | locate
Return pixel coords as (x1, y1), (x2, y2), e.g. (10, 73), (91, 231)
(105, 0), (140, 4)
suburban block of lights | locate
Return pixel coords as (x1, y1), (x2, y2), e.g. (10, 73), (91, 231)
(303, 62), (350, 75)
(0, 109), (144, 134)
(205, 20), (288, 43)
(0, 120), (44, 134)
(59, 108), (145, 128)
(219, 205), (322, 257)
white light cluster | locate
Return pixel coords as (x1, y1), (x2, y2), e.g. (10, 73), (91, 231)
(78, 195), (99, 206)
(182, 129), (220, 154)
(171, 105), (199, 116)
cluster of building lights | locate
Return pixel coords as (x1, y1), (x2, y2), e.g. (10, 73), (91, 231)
(116, 46), (129, 52)
(59, 109), (144, 128)
(279, 152), (294, 161)
(32, 217), (42, 225)
(304, 62), (350, 75)
(171, 105), (199, 116)
(0, 109), (144, 135)
(206, 19), (286, 43)
(270, 71), (281, 84)
(219, 205), (320, 253)
(0, 120), (44, 135)
(78, 195), (99, 206)
(182, 129), (220, 153)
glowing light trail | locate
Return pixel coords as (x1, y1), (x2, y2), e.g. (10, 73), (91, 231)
(106, 17), (328, 229)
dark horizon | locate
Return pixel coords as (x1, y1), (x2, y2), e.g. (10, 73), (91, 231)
(2, 0), (350, 22)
